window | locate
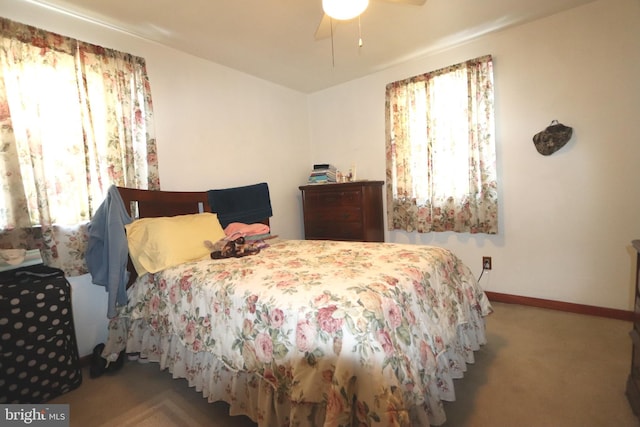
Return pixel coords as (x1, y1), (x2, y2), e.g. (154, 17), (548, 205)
(0, 17), (159, 275)
(385, 55), (498, 234)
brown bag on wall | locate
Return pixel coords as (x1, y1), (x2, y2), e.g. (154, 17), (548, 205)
(533, 120), (573, 155)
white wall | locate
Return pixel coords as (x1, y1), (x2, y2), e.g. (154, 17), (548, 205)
(66, 274), (108, 357)
(308, 0), (640, 311)
(1, 0), (312, 355)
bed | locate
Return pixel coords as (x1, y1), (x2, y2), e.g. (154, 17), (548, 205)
(102, 186), (492, 427)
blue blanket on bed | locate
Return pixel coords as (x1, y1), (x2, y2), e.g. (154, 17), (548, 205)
(207, 182), (272, 228)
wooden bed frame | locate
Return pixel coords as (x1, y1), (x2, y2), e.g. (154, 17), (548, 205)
(117, 186), (211, 218)
(117, 186), (271, 225)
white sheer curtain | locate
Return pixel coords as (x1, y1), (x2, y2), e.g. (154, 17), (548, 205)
(0, 17), (160, 275)
(385, 55), (498, 234)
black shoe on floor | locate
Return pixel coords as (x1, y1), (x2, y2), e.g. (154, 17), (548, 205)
(89, 343), (107, 379)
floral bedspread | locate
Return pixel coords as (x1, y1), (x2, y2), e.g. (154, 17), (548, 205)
(105, 239), (492, 426)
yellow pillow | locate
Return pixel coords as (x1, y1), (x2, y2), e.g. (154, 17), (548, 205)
(125, 212), (225, 275)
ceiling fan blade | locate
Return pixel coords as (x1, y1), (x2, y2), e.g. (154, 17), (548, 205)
(314, 13), (334, 40)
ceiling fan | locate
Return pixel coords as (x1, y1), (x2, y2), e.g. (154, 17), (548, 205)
(315, 0), (428, 40)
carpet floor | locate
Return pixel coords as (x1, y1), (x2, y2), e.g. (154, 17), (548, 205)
(50, 302), (640, 426)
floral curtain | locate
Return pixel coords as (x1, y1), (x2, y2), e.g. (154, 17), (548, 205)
(0, 17), (160, 275)
(385, 55), (498, 234)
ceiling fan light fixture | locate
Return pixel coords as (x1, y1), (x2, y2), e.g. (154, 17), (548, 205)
(322, 0), (369, 21)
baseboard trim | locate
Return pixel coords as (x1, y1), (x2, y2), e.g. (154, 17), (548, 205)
(79, 354), (92, 367)
(485, 291), (633, 321)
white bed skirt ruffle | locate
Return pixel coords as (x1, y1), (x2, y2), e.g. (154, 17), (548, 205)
(103, 304), (488, 427)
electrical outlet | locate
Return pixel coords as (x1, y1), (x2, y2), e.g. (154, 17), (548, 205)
(482, 256), (492, 270)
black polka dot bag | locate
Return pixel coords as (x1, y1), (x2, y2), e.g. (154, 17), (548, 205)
(0, 264), (82, 403)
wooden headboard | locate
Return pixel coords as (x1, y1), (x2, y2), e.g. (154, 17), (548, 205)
(117, 186), (270, 226)
(117, 186), (211, 218)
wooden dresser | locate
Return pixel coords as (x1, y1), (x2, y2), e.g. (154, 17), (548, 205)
(299, 180), (384, 242)
(627, 239), (640, 417)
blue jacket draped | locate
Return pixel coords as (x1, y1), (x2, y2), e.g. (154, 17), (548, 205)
(86, 185), (132, 318)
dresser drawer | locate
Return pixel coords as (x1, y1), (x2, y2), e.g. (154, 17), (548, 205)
(632, 330), (640, 388)
(305, 190), (362, 209)
(635, 294), (640, 332)
(305, 206), (362, 223)
(304, 221), (364, 241)
(628, 241), (640, 419)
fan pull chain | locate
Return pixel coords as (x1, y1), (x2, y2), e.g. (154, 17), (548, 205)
(329, 15), (364, 66)
(330, 17), (335, 67)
